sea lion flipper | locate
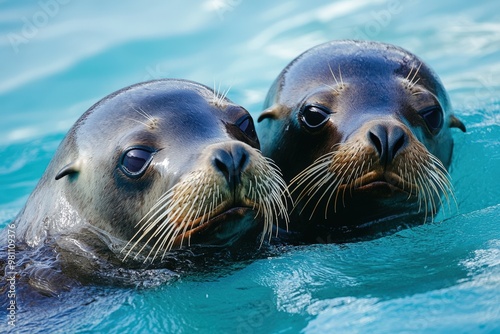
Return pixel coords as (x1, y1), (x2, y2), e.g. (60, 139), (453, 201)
(450, 115), (466, 132)
(55, 161), (81, 180)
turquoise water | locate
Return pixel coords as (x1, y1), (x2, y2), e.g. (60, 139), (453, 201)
(1, 0), (499, 332)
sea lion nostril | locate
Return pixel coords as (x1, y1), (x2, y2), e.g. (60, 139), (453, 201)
(392, 130), (406, 159)
(368, 127), (384, 158)
(212, 145), (250, 187)
(232, 144), (250, 173)
(214, 156), (230, 183)
(213, 149), (233, 185)
(387, 126), (407, 163)
(367, 124), (388, 164)
(367, 124), (408, 165)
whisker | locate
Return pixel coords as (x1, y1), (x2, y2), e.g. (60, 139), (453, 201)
(327, 62), (340, 93)
(338, 65), (344, 88)
(128, 118), (152, 128)
(409, 62), (422, 88)
(221, 83), (233, 102)
(122, 149), (291, 261)
(404, 64), (414, 82)
(289, 136), (456, 227)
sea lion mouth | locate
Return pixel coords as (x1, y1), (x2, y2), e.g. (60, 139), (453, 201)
(290, 140), (456, 221)
(352, 171), (416, 196)
(121, 151), (289, 264)
(171, 206), (254, 246)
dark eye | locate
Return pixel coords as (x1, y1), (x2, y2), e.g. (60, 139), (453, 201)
(121, 147), (155, 177)
(236, 115), (258, 141)
(420, 106), (443, 134)
(300, 105), (331, 130)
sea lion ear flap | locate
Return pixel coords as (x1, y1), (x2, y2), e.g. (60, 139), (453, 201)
(449, 115), (466, 132)
(257, 105), (282, 122)
(55, 161), (81, 180)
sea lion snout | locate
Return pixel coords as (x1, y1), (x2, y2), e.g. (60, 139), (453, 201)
(211, 142), (251, 190)
(11, 79), (290, 274)
(258, 40), (465, 237)
(366, 122), (409, 166)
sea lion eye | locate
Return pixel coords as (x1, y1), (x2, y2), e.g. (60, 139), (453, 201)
(120, 147), (155, 177)
(300, 105), (331, 130)
(236, 115), (258, 141)
(419, 106), (443, 134)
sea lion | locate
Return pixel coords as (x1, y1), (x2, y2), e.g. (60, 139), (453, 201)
(257, 40), (466, 242)
(1, 79), (288, 292)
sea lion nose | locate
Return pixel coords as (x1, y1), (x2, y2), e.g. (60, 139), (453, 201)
(367, 123), (408, 166)
(212, 143), (250, 189)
